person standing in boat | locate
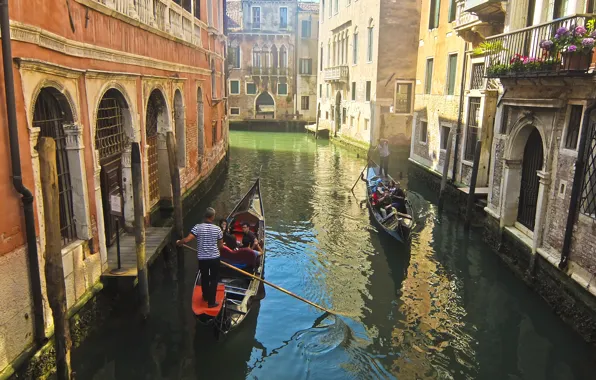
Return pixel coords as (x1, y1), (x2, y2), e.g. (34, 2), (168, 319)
(376, 138), (390, 177)
(176, 207), (223, 308)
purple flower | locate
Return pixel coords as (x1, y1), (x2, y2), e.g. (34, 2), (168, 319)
(582, 37), (595, 47)
(556, 26), (570, 36)
(568, 45), (578, 52)
(540, 40), (554, 50)
(591, 31), (596, 38)
(554, 33), (561, 40)
(575, 26), (588, 36)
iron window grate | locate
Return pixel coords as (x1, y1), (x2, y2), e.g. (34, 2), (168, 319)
(470, 63), (485, 90)
(580, 119), (596, 219)
(465, 97), (481, 161)
(96, 97), (127, 159)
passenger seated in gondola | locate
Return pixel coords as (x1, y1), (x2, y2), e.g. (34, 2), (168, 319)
(389, 181), (408, 214)
(371, 188), (392, 218)
(241, 222), (263, 254)
(219, 219), (237, 249)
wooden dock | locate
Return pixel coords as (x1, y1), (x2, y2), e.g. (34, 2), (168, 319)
(102, 227), (172, 279)
(305, 123), (330, 138)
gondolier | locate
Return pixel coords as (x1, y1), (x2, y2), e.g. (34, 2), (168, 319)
(376, 138), (390, 177)
(177, 207), (223, 308)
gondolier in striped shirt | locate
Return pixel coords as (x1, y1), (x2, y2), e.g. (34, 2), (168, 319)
(176, 207), (223, 308)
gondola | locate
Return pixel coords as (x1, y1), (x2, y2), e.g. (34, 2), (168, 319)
(363, 162), (416, 243)
(192, 178), (266, 337)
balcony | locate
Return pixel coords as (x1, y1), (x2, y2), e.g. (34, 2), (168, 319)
(248, 66), (290, 76)
(484, 15), (596, 78)
(454, 0), (504, 41)
(89, 0), (205, 46)
(324, 65), (349, 82)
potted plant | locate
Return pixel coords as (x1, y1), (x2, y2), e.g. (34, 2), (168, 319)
(540, 21), (596, 71)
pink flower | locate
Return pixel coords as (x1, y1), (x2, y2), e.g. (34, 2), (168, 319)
(568, 45), (578, 52)
(575, 26), (588, 36)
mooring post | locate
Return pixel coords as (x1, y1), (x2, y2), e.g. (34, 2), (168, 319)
(465, 140), (482, 228)
(315, 107), (320, 139)
(38, 137), (72, 380)
(166, 132), (184, 246)
(438, 130), (455, 213)
(132, 142), (149, 317)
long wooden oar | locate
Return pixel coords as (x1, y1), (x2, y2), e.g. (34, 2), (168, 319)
(183, 245), (352, 317)
(350, 160), (369, 193)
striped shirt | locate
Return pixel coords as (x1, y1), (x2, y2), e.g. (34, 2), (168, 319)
(190, 223), (222, 260)
(378, 142), (390, 157)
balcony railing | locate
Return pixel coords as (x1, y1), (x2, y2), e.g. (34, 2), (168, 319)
(455, 1), (479, 28)
(324, 65), (349, 82)
(484, 14), (596, 78)
(248, 66), (290, 76)
(91, 0), (208, 46)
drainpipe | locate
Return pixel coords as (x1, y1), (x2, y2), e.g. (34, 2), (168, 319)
(0, 0), (46, 346)
(559, 103), (596, 269)
(452, 42), (470, 181)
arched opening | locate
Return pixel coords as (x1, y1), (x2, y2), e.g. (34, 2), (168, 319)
(95, 89), (131, 245)
(174, 90), (185, 167)
(145, 89), (171, 209)
(517, 127), (544, 230)
(33, 87), (77, 247)
(335, 91), (342, 133)
(271, 45), (278, 74)
(255, 91), (275, 119)
(197, 87), (205, 171)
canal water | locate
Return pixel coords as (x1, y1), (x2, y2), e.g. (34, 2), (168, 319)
(72, 131), (596, 379)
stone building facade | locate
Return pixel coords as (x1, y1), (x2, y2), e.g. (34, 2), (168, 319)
(482, 2), (596, 335)
(316, 0), (420, 150)
(226, 0), (304, 121)
(0, 0), (227, 374)
(409, 0), (501, 188)
(296, 2), (319, 122)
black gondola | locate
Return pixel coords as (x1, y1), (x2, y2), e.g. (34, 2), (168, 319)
(363, 162), (416, 243)
(192, 178), (266, 337)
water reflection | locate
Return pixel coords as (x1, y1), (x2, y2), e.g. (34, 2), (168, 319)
(72, 132), (596, 380)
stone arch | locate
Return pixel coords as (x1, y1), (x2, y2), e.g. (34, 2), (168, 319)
(93, 83), (137, 143)
(145, 88), (171, 208)
(174, 89), (186, 167)
(29, 80), (78, 126)
(94, 87), (135, 243)
(255, 91), (275, 119)
(506, 115), (547, 163)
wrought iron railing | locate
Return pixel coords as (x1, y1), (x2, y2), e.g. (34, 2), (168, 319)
(484, 14), (596, 78)
(324, 65), (349, 81)
(249, 67), (290, 76)
(91, 0), (205, 45)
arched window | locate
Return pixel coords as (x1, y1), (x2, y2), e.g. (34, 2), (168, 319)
(252, 44), (261, 68)
(280, 45), (287, 68)
(211, 59), (217, 99)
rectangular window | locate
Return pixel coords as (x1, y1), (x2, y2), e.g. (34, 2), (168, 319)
(500, 106), (509, 134)
(299, 58), (313, 74)
(230, 80), (240, 95)
(351, 82), (356, 100)
(334, 0), (338, 14)
(328, 0), (332, 17)
(440, 125), (450, 150)
(319, 84), (323, 97)
(366, 81), (371, 101)
(278, 83), (288, 95)
(446, 54), (457, 95)
(252, 7), (261, 29)
(367, 27), (373, 62)
(252, 50), (261, 68)
(246, 83), (257, 94)
(420, 120), (428, 143)
(465, 97), (481, 161)
(280, 7), (288, 29)
(302, 20), (311, 38)
(394, 83), (412, 114)
(565, 105), (583, 149)
(350, 115), (354, 127)
(320, 47), (324, 70)
(470, 63), (485, 90)
(425, 58), (434, 94)
(429, 0), (440, 29)
(230, 107), (240, 115)
(301, 96), (310, 110)
(448, 0), (457, 22)
(364, 118), (369, 130)
(353, 33), (358, 64)
(230, 46), (241, 69)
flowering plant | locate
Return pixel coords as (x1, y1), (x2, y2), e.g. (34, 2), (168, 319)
(540, 20), (596, 55)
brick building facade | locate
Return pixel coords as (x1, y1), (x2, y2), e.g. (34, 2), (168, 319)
(0, 0), (227, 373)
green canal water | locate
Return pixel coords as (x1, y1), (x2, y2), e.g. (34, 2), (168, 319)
(72, 131), (596, 379)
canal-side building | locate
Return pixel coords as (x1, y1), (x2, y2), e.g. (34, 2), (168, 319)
(296, 2), (319, 122)
(409, 0), (502, 190)
(0, 0), (227, 374)
(481, 4), (596, 334)
(226, 0), (304, 121)
(316, 0), (420, 150)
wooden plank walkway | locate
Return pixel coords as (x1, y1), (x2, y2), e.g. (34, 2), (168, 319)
(102, 227), (172, 278)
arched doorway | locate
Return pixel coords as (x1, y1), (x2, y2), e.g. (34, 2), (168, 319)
(95, 89), (130, 245)
(145, 89), (170, 208)
(517, 127), (544, 230)
(197, 87), (204, 171)
(33, 87), (77, 246)
(174, 90), (185, 167)
(255, 91), (275, 119)
(335, 91), (342, 133)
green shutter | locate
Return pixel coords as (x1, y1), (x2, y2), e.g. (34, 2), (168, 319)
(425, 59), (433, 94)
(447, 54), (457, 95)
(231, 81), (239, 94)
